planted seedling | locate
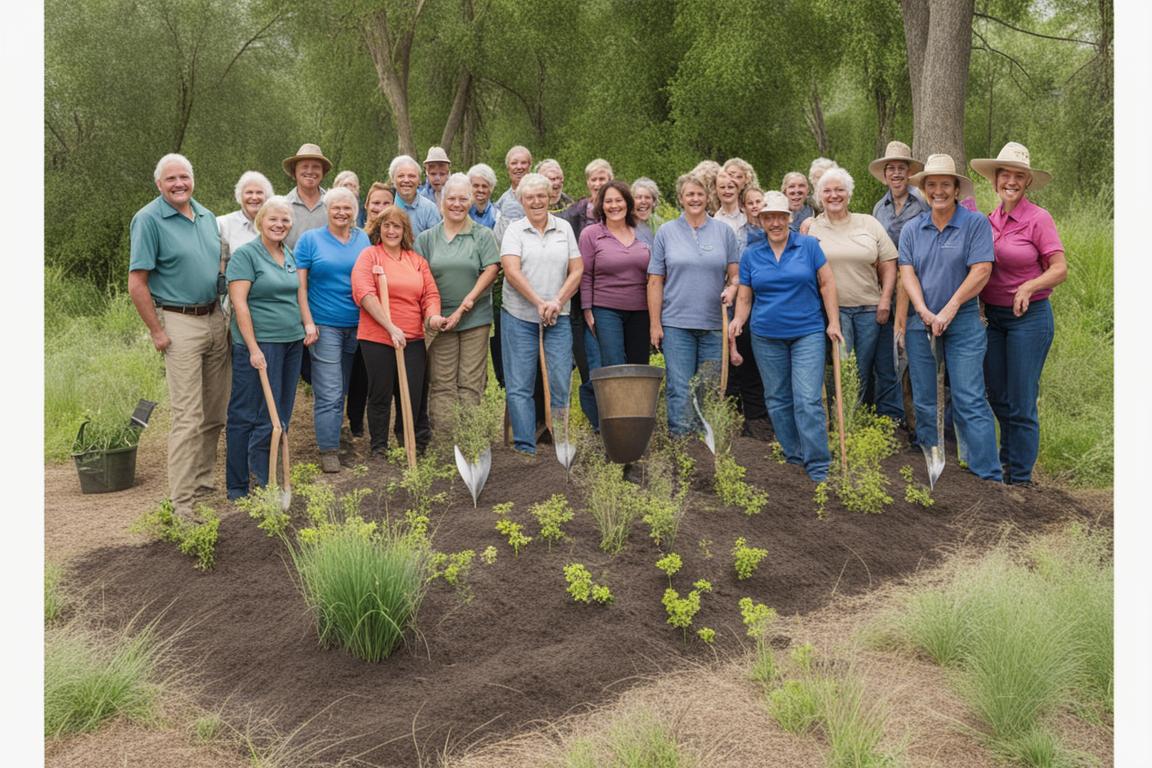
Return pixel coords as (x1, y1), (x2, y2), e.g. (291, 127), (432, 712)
(531, 494), (574, 549)
(739, 597), (779, 685)
(655, 553), (682, 582)
(662, 579), (712, 639)
(696, 627), (716, 644)
(715, 453), (769, 516)
(132, 500), (220, 571)
(824, 354), (899, 515)
(429, 549), (476, 600)
(732, 537), (768, 580)
(901, 465), (935, 508)
(480, 545), (498, 565)
(564, 563), (613, 605)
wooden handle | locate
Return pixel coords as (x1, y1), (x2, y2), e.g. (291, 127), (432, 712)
(719, 301), (729, 395)
(258, 366), (284, 487)
(376, 272), (417, 469)
(831, 339), (847, 474)
(539, 324), (553, 433)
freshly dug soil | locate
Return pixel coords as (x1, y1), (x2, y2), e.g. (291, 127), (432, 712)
(65, 425), (1105, 767)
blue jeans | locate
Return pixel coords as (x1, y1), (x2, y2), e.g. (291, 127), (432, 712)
(838, 306), (881, 406)
(227, 340), (303, 499)
(579, 320), (602, 430)
(309, 325), (358, 452)
(905, 306), (1002, 481)
(662, 326), (722, 436)
(591, 307), (651, 367)
(984, 299), (1054, 484)
(751, 331), (831, 482)
(501, 310), (573, 454)
(872, 303), (905, 421)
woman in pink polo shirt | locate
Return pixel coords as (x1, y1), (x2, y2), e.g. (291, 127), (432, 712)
(970, 143), (1067, 486)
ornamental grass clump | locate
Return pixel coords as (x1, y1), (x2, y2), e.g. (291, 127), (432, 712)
(636, 445), (692, 550)
(288, 521), (430, 663)
(694, 374), (769, 515)
(575, 449), (639, 555)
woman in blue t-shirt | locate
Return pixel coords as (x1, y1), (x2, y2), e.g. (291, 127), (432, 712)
(729, 191), (842, 482)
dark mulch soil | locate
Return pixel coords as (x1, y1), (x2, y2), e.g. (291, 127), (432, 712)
(71, 432), (1105, 767)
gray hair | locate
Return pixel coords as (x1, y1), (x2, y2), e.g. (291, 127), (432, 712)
(674, 172), (707, 200)
(467, 163), (498, 188)
(515, 172), (551, 202)
(253, 195), (293, 231)
(808, 157), (838, 184)
(333, 170), (360, 188)
(153, 153), (193, 182)
(584, 158), (614, 179)
(233, 170), (273, 204)
(631, 177), (661, 206)
(388, 154), (421, 180)
(324, 186), (359, 211)
(440, 173), (474, 212)
(815, 166), (855, 201)
(780, 171), (808, 192)
(535, 158), (563, 176)
(505, 145), (532, 167)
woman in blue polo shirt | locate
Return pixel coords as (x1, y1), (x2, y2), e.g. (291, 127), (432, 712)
(226, 196), (313, 500)
(647, 172), (740, 437)
(898, 154), (1001, 482)
(729, 191), (842, 482)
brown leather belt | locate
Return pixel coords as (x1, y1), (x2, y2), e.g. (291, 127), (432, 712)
(158, 303), (217, 316)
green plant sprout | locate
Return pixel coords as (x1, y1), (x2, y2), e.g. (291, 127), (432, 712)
(825, 353), (898, 515)
(813, 481), (829, 520)
(740, 597), (779, 685)
(480, 545), (498, 565)
(697, 627), (716, 644)
(655, 553), (682, 580)
(662, 580), (712, 638)
(531, 494), (574, 549)
(698, 537), (713, 559)
(900, 465), (935, 507)
(496, 519), (531, 557)
(732, 537), (768, 580)
(769, 441), (787, 464)
(715, 453), (769, 516)
(236, 484), (290, 539)
(564, 563), (613, 605)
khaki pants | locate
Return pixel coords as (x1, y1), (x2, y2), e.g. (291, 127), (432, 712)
(426, 324), (490, 433)
(158, 309), (230, 511)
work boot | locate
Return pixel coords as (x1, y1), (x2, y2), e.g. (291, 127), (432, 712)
(320, 451), (341, 474)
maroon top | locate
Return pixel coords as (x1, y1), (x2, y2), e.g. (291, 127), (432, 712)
(578, 222), (651, 311)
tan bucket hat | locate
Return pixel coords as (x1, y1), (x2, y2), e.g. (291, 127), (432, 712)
(867, 140), (924, 184)
(282, 143), (333, 178)
(756, 191), (792, 216)
(908, 154), (975, 200)
(423, 146), (451, 166)
(970, 142), (1052, 192)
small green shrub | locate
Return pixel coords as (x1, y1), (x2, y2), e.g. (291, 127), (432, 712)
(655, 553), (682, 580)
(496, 518), (532, 557)
(132, 500), (220, 571)
(714, 453), (768, 516)
(813, 481), (829, 519)
(531, 494), (575, 549)
(731, 537), (768, 580)
(480, 545), (498, 565)
(451, 382), (503, 462)
(824, 354), (899, 516)
(429, 549), (476, 599)
(637, 448), (691, 550)
(236, 484), (291, 539)
(899, 465), (934, 508)
(696, 627), (716, 644)
(662, 580), (711, 637)
(564, 563), (613, 605)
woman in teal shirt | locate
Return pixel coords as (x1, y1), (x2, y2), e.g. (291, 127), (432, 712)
(414, 173), (501, 434)
(225, 197), (314, 500)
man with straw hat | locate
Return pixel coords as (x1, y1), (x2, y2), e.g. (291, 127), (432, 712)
(870, 140), (927, 426)
(898, 153), (1002, 482)
(969, 142), (1066, 486)
(418, 146), (452, 205)
(282, 142), (332, 250)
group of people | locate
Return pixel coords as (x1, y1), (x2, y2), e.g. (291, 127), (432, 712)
(129, 137), (1065, 514)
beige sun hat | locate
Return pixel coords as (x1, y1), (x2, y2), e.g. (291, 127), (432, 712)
(282, 143), (333, 178)
(907, 153), (975, 200)
(970, 142), (1052, 192)
(423, 146), (451, 166)
(867, 140), (925, 184)
(756, 191), (792, 216)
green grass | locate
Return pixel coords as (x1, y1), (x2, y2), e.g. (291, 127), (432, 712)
(874, 523), (1112, 762)
(565, 709), (694, 768)
(45, 282), (166, 461)
(289, 524), (431, 662)
(44, 618), (174, 738)
(45, 563), (67, 623)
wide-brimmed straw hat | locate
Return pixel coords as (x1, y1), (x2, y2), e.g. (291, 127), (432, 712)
(282, 143), (333, 178)
(423, 146), (451, 166)
(756, 191), (792, 216)
(970, 142), (1052, 192)
(907, 154), (975, 200)
(867, 141), (924, 184)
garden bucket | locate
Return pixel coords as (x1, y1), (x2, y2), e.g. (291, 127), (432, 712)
(72, 444), (138, 493)
(590, 364), (665, 464)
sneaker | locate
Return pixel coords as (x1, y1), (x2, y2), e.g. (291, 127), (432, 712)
(320, 452), (341, 473)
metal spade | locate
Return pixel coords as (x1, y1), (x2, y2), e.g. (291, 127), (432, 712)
(922, 332), (946, 490)
(453, 445), (491, 507)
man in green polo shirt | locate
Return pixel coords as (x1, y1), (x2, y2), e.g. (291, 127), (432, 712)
(128, 153), (230, 516)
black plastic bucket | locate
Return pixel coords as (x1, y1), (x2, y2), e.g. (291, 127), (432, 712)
(72, 445), (138, 494)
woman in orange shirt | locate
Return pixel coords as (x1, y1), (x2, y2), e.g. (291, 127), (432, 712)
(351, 206), (447, 456)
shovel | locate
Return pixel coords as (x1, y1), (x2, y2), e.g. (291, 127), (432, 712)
(922, 332), (946, 489)
(538, 323), (576, 475)
(453, 445), (491, 507)
(258, 366), (292, 511)
(831, 339), (848, 475)
(375, 270), (418, 470)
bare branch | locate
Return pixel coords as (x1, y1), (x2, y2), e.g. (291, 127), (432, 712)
(972, 29), (1035, 89)
(974, 11), (1095, 46)
(45, 118), (70, 153)
(218, 10), (284, 84)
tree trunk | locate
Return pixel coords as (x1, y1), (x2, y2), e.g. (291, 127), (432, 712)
(362, 5), (425, 158)
(805, 81), (830, 156)
(902, 0), (974, 165)
(440, 69), (472, 152)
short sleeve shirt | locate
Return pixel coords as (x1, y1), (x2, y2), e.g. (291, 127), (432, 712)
(500, 214), (580, 324)
(740, 232), (827, 339)
(226, 239), (304, 343)
(294, 226), (371, 328)
(872, 187), (929, 248)
(129, 196), (220, 306)
(789, 205), (814, 233)
(284, 187), (328, 250)
(216, 209), (258, 264)
(495, 187), (526, 220)
(980, 196), (1063, 308)
(648, 215), (740, 330)
(414, 221), (501, 330)
(806, 213), (897, 307)
(898, 205), (995, 314)
(395, 193), (443, 239)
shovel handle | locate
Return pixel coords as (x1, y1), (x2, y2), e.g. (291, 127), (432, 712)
(719, 301), (730, 395)
(376, 271), (418, 470)
(257, 366), (286, 488)
(538, 324), (553, 434)
(831, 339), (847, 475)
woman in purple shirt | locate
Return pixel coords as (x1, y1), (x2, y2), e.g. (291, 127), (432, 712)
(970, 143), (1067, 485)
(580, 180), (652, 368)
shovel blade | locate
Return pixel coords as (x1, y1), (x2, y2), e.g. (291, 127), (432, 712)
(691, 393), (716, 454)
(454, 445), (492, 507)
(555, 441), (576, 469)
(280, 488), (292, 512)
(922, 444), (945, 490)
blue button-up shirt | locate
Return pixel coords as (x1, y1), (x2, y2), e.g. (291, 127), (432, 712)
(395, 192), (442, 239)
(898, 204), (994, 314)
(872, 187), (928, 249)
(740, 231), (827, 339)
(417, 180), (439, 204)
